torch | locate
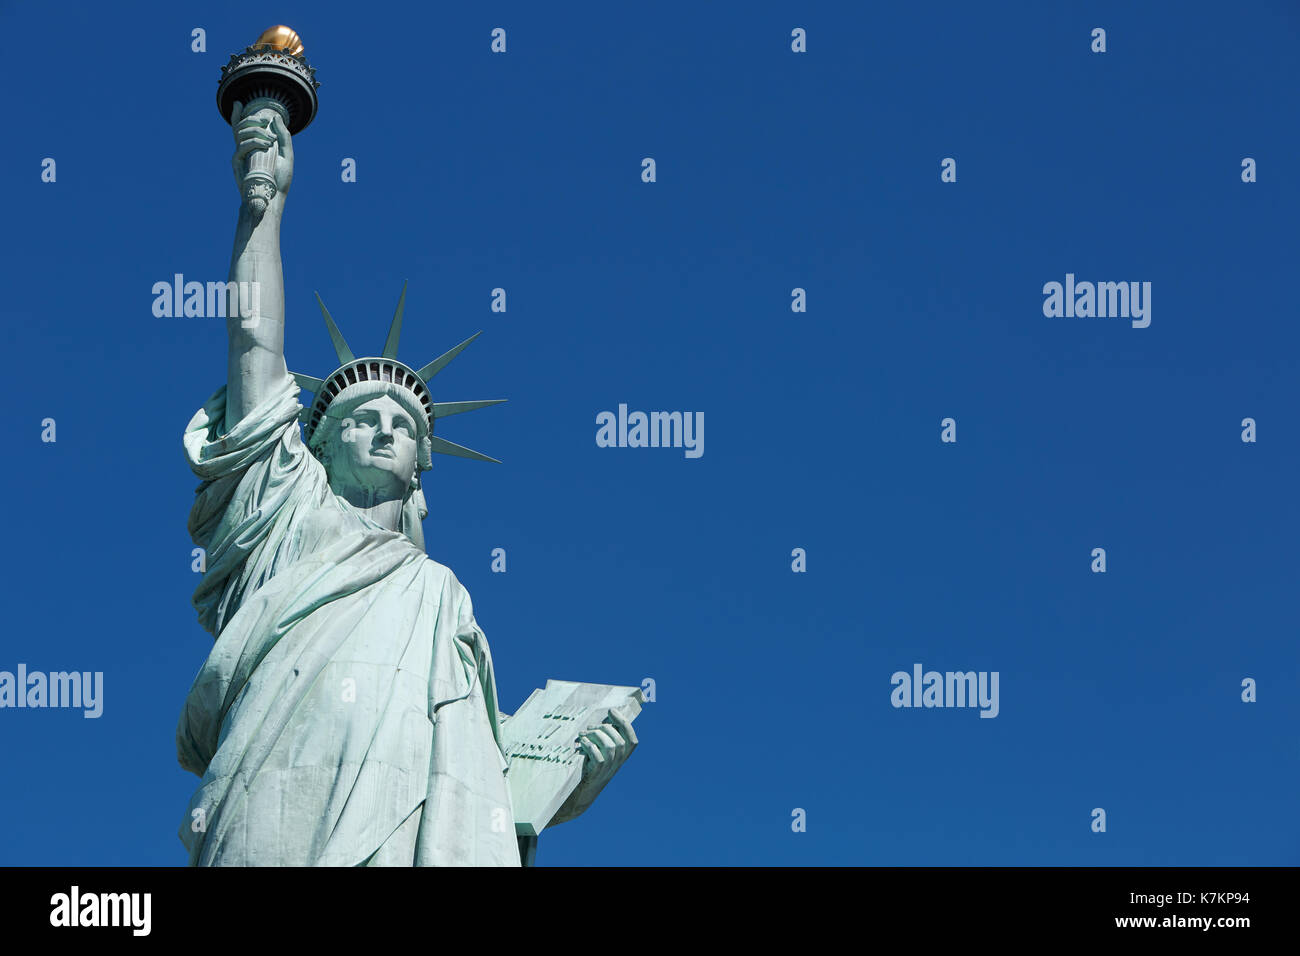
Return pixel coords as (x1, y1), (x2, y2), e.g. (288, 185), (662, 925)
(216, 26), (320, 217)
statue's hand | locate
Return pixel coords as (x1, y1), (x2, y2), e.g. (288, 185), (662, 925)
(548, 710), (638, 827)
(230, 99), (294, 209)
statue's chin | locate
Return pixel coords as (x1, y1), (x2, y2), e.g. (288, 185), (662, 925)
(331, 467), (410, 504)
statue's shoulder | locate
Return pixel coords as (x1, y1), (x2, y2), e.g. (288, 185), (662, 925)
(418, 554), (459, 589)
(419, 558), (477, 613)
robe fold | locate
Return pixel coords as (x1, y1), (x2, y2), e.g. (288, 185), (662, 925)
(176, 372), (519, 866)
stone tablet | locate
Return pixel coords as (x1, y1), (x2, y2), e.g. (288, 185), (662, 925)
(503, 681), (645, 837)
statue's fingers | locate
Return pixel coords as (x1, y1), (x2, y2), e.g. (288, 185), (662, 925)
(587, 727), (618, 759)
(230, 100), (244, 125)
(234, 137), (274, 163)
(234, 132), (275, 152)
(608, 711), (638, 749)
(235, 115), (273, 134)
(234, 121), (275, 140)
(234, 132), (273, 152)
(577, 737), (603, 779)
(269, 111), (292, 154)
(596, 720), (626, 750)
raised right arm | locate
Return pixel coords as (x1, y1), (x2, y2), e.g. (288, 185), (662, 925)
(225, 100), (295, 426)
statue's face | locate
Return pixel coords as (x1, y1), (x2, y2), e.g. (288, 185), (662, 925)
(325, 394), (420, 500)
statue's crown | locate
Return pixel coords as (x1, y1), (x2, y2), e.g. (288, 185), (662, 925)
(291, 283), (506, 464)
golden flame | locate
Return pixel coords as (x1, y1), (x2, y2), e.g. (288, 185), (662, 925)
(252, 25), (304, 57)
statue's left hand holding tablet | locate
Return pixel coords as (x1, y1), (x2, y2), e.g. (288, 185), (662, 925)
(548, 709), (639, 827)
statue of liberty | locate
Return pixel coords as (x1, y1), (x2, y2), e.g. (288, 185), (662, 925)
(176, 29), (636, 866)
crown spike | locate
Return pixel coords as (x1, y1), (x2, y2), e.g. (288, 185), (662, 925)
(314, 292), (356, 364)
(430, 435), (501, 464)
(291, 372), (325, 394)
(381, 281), (408, 359)
(416, 331), (483, 382)
(432, 399), (507, 419)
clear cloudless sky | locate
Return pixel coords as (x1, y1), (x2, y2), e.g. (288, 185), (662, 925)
(0, 0), (1297, 866)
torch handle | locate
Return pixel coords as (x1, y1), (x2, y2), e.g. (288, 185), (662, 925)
(239, 97), (290, 218)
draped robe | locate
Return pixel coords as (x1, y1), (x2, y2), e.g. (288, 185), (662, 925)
(175, 372), (519, 866)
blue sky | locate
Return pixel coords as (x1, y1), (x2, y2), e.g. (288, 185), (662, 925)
(1, 0), (1297, 865)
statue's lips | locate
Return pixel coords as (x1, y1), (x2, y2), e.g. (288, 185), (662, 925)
(369, 449), (395, 459)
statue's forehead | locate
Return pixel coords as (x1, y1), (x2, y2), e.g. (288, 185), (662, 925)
(346, 394), (410, 415)
(333, 392), (416, 422)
